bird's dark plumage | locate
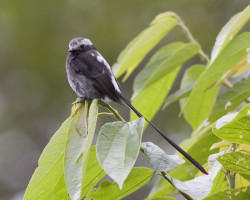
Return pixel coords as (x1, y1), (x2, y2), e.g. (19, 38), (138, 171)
(66, 37), (208, 175)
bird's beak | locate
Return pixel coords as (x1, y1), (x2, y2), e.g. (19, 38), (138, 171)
(68, 49), (73, 52)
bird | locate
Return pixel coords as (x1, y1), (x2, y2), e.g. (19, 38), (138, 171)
(66, 37), (208, 175)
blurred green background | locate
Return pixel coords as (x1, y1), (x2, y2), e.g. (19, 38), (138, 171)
(0, 0), (249, 199)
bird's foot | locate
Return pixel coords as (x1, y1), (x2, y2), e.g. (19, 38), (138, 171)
(72, 97), (85, 105)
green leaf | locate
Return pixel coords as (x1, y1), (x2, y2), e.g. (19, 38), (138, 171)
(203, 187), (249, 200)
(112, 16), (178, 80)
(209, 76), (250, 122)
(183, 32), (250, 130)
(179, 64), (204, 114)
(179, 64), (219, 130)
(217, 152), (250, 176)
(96, 118), (145, 189)
(211, 5), (250, 63)
(213, 104), (250, 145)
(141, 142), (185, 173)
(24, 117), (72, 200)
(86, 167), (153, 200)
(150, 197), (177, 200)
(130, 42), (199, 122)
(162, 83), (194, 109)
(49, 176), (70, 200)
(63, 100), (98, 200)
(143, 43), (200, 88)
(81, 99), (99, 196)
(50, 146), (106, 200)
(64, 114), (86, 200)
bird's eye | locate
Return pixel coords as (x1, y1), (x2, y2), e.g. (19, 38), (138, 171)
(80, 44), (85, 49)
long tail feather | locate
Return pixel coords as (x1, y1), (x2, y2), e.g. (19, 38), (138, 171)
(118, 93), (208, 175)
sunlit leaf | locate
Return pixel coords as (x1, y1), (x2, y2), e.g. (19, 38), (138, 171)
(85, 167), (153, 200)
(203, 187), (248, 200)
(213, 104), (250, 145)
(131, 42), (199, 122)
(96, 118), (145, 189)
(141, 142), (185, 173)
(218, 152), (250, 176)
(211, 5), (250, 63)
(143, 43), (200, 88)
(149, 197), (177, 200)
(183, 33), (250, 130)
(208, 76), (250, 122)
(112, 16), (178, 80)
(210, 140), (230, 150)
(24, 117), (72, 200)
(179, 64), (219, 130)
(50, 146), (106, 200)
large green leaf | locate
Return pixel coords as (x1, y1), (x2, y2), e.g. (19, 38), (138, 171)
(81, 99), (99, 196)
(63, 100), (98, 200)
(64, 114), (86, 200)
(143, 43), (200, 88)
(209, 76), (250, 122)
(211, 5), (250, 63)
(179, 64), (219, 130)
(213, 104), (250, 145)
(141, 142), (185, 173)
(24, 117), (72, 200)
(217, 152), (250, 176)
(85, 167), (153, 200)
(112, 16), (178, 80)
(130, 42), (199, 122)
(50, 146), (106, 200)
(96, 118), (145, 189)
(183, 33), (250, 130)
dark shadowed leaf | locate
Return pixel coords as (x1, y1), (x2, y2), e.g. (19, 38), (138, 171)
(209, 76), (250, 122)
(162, 83), (194, 109)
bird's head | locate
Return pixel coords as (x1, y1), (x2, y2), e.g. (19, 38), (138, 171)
(68, 37), (94, 53)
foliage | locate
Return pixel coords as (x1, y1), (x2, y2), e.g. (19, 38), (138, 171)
(24, 5), (250, 200)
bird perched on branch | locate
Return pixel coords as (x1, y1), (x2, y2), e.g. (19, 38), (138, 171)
(66, 37), (208, 175)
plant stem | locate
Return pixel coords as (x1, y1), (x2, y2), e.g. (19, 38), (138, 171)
(98, 101), (125, 121)
(175, 14), (210, 63)
(225, 143), (238, 193)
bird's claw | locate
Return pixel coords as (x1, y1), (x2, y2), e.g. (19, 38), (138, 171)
(72, 97), (85, 105)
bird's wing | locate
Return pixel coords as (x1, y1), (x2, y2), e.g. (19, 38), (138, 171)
(73, 51), (121, 101)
